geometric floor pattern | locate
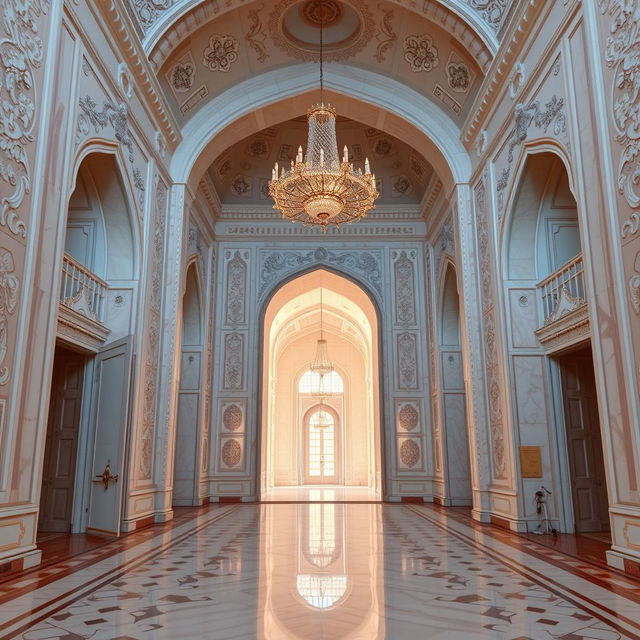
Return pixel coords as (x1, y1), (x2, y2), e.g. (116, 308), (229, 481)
(1, 503), (639, 639)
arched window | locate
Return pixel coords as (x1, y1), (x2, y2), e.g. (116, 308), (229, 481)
(298, 370), (344, 394)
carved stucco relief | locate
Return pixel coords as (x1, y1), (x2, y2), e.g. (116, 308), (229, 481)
(496, 95), (567, 211)
(475, 180), (506, 480)
(396, 332), (419, 390)
(601, 1), (640, 317)
(259, 247), (383, 302)
(76, 95), (146, 209)
(224, 250), (247, 325)
(399, 438), (421, 469)
(393, 250), (416, 326)
(138, 178), (167, 481)
(222, 331), (244, 390)
(221, 437), (242, 468)
(1, 0), (51, 239)
(0, 249), (19, 385)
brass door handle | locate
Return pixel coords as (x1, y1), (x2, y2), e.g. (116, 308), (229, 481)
(95, 463), (119, 490)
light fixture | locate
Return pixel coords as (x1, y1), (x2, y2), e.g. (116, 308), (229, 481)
(310, 288), (334, 378)
(268, 2), (378, 229)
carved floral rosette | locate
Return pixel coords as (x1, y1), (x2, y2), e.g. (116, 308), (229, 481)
(398, 438), (422, 470)
(220, 437), (243, 469)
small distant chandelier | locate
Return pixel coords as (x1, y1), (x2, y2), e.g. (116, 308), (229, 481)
(268, 3), (378, 229)
(310, 288), (334, 378)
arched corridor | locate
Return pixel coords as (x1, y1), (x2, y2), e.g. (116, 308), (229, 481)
(2, 0), (640, 636)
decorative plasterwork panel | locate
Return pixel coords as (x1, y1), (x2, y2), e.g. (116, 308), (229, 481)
(258, 247), (383, 302)
(397, 437), (423, 471)
(219, 436), (243, 469)
(475, 180), (506, 480)
(393, 250), (416, 326)
(138, 177), (168, 481)
(396, 332), (419, 391)
(396, 401), (420, 432)
(221, 401), (245, 433)
(76, 95), (146, 209)
(224, 250), (248, 326)
(0, 0), (51, 239)
(0, 249), (20, 384)
(222, 331), (244, 390)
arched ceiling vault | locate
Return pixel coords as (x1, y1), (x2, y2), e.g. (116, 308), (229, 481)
(171, 70), (472, 198)
(132, 0), (502, 64)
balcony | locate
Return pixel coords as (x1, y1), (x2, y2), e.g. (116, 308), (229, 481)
(56, 253), (110, 351)
(534, 253), (590, 353)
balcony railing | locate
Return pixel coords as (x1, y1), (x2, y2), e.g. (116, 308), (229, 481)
(537, 253), (586, 325)
(60, 253), (108, 323)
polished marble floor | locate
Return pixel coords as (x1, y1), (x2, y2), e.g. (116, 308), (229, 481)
(260, 485), (380, 502)
(1, 503), (639, 639)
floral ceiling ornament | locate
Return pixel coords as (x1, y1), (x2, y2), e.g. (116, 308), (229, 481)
(168, 56), (195, 93)
(375, 5), (396, 63)
(246, 6), (269, 63)
(447, 62), (471, 93)
(403, 34), (439, 73)
(1, 0), (51, 239)
(202, 34), (239, 73)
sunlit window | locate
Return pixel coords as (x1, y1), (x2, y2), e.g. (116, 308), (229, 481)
(296, 574), (348, 609)
(298, 370), (344, 393)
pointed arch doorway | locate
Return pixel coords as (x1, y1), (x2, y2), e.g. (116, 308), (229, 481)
(260, 269), (382, 502)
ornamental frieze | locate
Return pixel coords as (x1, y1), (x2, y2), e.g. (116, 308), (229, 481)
(258, 247), (383, 301)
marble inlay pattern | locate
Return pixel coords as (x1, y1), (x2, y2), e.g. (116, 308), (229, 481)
(2, 504), (639, 639)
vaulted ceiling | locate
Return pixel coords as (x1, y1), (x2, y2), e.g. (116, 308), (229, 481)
(210, 116), (433, 206)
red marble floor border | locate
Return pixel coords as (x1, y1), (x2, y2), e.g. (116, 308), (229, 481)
(406, 505), (640, 639)
(0, 504), (240, 640)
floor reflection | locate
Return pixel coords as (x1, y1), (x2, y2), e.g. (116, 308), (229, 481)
(259, 502), (384, 639)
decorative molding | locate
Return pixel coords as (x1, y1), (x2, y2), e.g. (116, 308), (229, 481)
(222, 402), (244, 432)
(397, 402), (420, 432)
(403, 34), (439, 73)
(0, 249), (19, 385)
(221, 437), (242, 468)
(535, 302), (590, 354)
(0, 0), (51, 239)
(56, 304), (111, 353)
(258, 247), (383, 300)
(622, 213), (640, 239)
(466, 0), (510, 33)
(132, 0), (173, 32)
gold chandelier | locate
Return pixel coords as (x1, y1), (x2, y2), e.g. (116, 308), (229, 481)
(268, 5), (378, 229)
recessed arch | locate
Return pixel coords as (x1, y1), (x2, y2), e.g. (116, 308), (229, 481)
(170, 64), (472, 196)
(259, 267), (384, 500)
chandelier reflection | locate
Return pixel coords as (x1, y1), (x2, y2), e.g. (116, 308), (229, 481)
(268, 3), (378, 229)
(310, 288), (334, 399)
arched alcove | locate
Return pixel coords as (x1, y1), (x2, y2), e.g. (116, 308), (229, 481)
(173, 261), (204, 505)
(260, 268), (382, 501)
(435, 262), (471, 505)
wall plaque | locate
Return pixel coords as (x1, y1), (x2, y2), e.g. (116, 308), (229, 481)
(519, 446), (542, 478)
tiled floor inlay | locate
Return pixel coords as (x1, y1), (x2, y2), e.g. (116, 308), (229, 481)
(1, 503), (638, 639)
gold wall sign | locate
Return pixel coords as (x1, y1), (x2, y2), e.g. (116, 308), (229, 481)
(520, 446), (543, 478)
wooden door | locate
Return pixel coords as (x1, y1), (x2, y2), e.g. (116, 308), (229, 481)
(39, 349), (85, 532)
(560, 352), (609, 533)
(305, 409), (339, 485)
(87, 337), (133, 536)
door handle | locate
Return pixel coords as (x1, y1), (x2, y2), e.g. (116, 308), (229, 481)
(95, 463), (119, 491)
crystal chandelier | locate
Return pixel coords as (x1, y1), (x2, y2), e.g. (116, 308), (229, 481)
(310, 288), (334, 378)
(268, 4), (378, 229)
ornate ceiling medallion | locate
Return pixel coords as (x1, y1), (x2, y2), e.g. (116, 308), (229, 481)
(268, 0), (375, 62)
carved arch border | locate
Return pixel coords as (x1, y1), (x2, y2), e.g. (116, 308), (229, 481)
(497, 138), (577, 267)
(182, 255), (206, 330)
(70, 139), (144, 280)
(436, 256), (461, 338)
(145, 0), (495, 70)
(256, 264), (388, 499)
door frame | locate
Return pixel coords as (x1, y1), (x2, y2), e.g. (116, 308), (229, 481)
(302, 404), (341, 485)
